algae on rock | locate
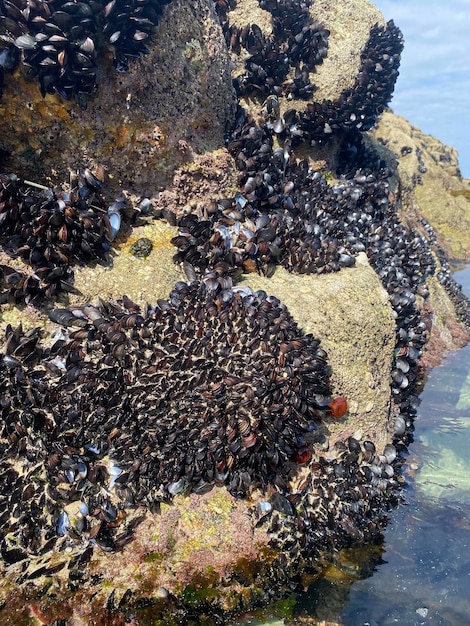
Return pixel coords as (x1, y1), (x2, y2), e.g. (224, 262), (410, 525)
(372, 111), (470, 259)
(0, 0), (237, 195)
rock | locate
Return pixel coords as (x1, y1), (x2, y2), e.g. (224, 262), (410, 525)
(0, 0), (237, 195)
(0, 0), (469, 623)
(369, 111), (470, 364)
(239, 253), (396, 452)
(308, 0), (385, 102)
(372, 110), (470, 259)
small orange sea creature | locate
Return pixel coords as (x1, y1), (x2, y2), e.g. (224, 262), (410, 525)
(327, 396), (348, 418)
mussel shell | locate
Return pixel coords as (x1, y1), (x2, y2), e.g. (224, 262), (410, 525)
(108, 211), (121, 240)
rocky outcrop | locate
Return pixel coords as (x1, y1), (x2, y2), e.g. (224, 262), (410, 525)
(0, 0), (236, 194)
(372, 110), (470, 259)
(1, 0), (469, 623)
(239, 256), (397, 452)
(369, 111), (470, 364)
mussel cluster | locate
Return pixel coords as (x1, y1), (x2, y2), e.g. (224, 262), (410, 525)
(0, 0), (172, 105)
(163, 0), (469, 566)
(0, 280), (347, 563)
(253, 437), (399, 589)
(0, 170), (127, 304)
(218, 0), (329, 101)
(169, 125), (434, 495)
(217, 0), (402, 143)
(297, 18), (403, 142)
(419, 216), (470, 324)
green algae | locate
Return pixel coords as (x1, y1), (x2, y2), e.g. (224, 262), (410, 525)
(414, 382), (470, 504)
(180, 568), (221, 608)
(415, 438), (470, 505)
(181, 583), (220, 607)
(271, 597), (297, 619)
(144, 552), (165, 564)
(206, 489), (236, 517)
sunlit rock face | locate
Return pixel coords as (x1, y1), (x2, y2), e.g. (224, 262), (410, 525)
(0, 0), (237, 193)
(373, 110), (470, 259)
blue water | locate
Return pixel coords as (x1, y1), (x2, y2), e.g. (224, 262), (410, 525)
(234, 267), (470, 626)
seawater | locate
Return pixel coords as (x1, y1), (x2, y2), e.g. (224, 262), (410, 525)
(234, 266), (470, 626)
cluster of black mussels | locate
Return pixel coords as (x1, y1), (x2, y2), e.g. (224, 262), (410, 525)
(217, 0), (402, 143)
(251, 436), (400, 595)
(0, 0), (172, 105)
(168, 127), (435, 566)
(0, 170), (127, 304)
(217, 0), (329, 101)
(0, 281), (343, 565)
(419, 215), (470, 324)
(0, 0), (469, 607)
(163, 0), (469, 572)
(296, 19), (404, 141)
